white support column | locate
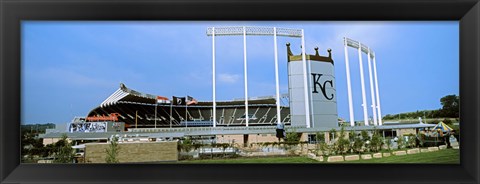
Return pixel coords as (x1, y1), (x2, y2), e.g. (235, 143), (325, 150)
(155, 104), (157, 128)
(358, 43), (369, 126)
(212, 27), (216, 127)
(273, 27), (281, 126)
(243, 26), (249, 127)
(373, 55), (383, 125)
(367, 48), (378, 126)
(344, 38), (355, 127)
(308, 49), (314, 128)
(301, 29), (311, 128)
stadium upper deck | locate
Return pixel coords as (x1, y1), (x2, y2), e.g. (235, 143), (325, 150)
(86, 83), (291, 128)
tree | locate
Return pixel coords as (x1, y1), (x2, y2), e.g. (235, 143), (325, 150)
(284, 130), (301, 155)
(360, 130), (371, 152)
(54, 134), (75, 163)
(440, 94), (460, 118)
(369, 130), (383, 152)
(350, 131), (365, 154)
(397, 136), (405, 149)
(285, 131), (300, 144)
(348, 130), (355, 142)
(407, 135), (417, 148)
(315, 132), (325, 143)
(179, 137), (193, 153)
(336, 126), (350, 155)
(385, 138), (392, 151)
(315, 132), (324, 151)
(105, 136), (120, 163)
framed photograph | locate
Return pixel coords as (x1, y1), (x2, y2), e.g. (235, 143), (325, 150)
(1, 0), (479, 183)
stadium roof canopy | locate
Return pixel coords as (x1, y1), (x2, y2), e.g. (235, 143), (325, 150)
(99, 83), (277, 108)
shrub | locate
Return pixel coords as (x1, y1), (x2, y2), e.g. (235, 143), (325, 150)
(179, 137), (193, 153)
(348, 130), (355, 142)
(397, 136), (405, 149)
(105, 136), (120, 163)
(315, 132), (325, 143)
(361, 130), (371, 152)
(407, 135), (417, 148)
(178, 155), (193, 160)
(54, 134), (75, 163)
(336, 126), (350, 155)
(353, 135), (364, 154)
(385, 138), (392, 151)
(370, 130), (383, 152)
(315, 132), (325, 152)
(285, 131), (301, 144)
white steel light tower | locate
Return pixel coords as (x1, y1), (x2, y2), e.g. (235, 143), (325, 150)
(357, 42), (369, 126)
(343, 38), (355, 127)
(344, 37), (383, 126)
(372, 55), (383, 125)
(207, 26), (310, 128)
(367, 47), (378, 126)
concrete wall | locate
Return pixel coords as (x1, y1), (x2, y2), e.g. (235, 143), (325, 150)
(42, 138), (72, 145)
(84, 141), (178, 163)
(43, 138), (61, 145)
(397, 129), (416, 136)
(216, 133), (309, 146)
(216, 134), (278, 145)
(248, 134), (279, 143)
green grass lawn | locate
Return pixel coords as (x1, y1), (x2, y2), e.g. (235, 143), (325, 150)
(179, 149), (459, 164)
(343, 149), (459, 164)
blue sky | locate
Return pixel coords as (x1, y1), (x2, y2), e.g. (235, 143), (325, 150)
(21, 21), (459, 125)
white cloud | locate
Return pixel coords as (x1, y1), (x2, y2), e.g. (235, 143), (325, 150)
(218, 73), (240, 83)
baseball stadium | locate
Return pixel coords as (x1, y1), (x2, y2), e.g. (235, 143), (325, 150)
(37, 26), (457, 163)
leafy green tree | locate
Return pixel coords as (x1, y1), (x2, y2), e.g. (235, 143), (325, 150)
(348, 130), (355, 142)
(407, 135), (417, 148)
(21, 132), (46, 161)
(315, 132), (325, 143)
(54, 134), (75, 163)
(440, 94), (460, 118)
(353, 133), (364, 154)
(179, 137), (193, 153)
(105, 136), (120, 163)
(385, 138), (392, 151)
(360, 130), (370, 152)
(315, 132), (325, 153)
(335, 126), (350, 155)
(369, 130), (383, 152)
(397, 136), (405, 149)
(283, 130), (301, 155)
(285, 131), (300, 144)
(361, 130), (370, 142)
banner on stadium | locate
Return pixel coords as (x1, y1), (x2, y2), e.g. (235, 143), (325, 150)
(156, 96), (170, 104)
(173, 96), (186, 105)
(187, 96), (198, 105)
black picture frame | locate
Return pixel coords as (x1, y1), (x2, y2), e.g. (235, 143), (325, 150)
(1, 0), (479, 183)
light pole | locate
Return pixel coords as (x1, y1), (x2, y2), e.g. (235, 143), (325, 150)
(207, 27), (306, 127)
(344, 38), (382, 126)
